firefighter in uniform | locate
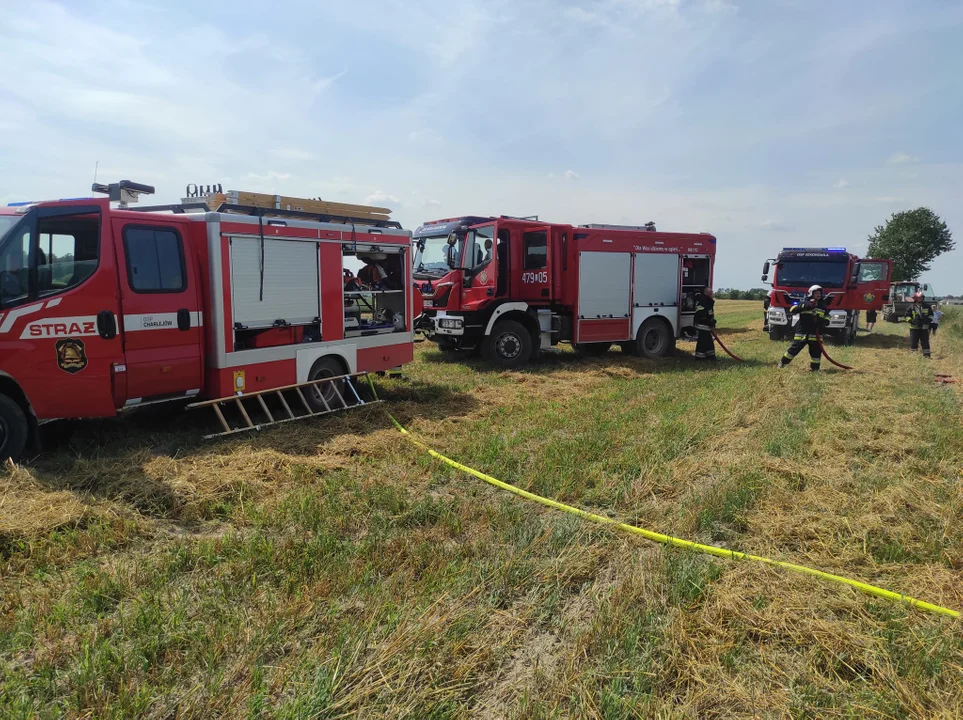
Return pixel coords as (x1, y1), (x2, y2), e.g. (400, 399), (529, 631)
(693, 287), (717, 361)
(778, 284), (829, 371)
(905, 291), (933, 358)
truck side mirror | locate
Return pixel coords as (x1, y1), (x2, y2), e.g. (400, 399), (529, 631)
(762, 261), (770, 274)
(761, 275), (768, 282)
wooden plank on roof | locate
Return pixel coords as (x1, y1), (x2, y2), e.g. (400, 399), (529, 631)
(228, 191), (392, 218)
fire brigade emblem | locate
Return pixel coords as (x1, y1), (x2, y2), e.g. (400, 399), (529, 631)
(478, 271), (489, 284)
(56, 338), (88, 374)
(863, 292), (875, 302)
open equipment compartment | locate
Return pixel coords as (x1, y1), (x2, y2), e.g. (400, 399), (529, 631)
(343, 243), (407, 337)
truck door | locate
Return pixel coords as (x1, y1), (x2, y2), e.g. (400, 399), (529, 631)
(516, 226), (552, 303)
(112, 218), (204, 403)
(852, 259), (892, 310)
(0, 205), (124, 419)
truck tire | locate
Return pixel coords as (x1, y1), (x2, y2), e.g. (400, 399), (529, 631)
(482, 320), (533, 369)
(0, 394), (28, 464)
(636, 318), (675, 359)
(769, 326), (785, 341)
(574, 342), (611, 357)
(619, 342), (639, 356)
(883, 307), (898, 323)
(305, 357), (351, 412)
(435, 338), (458, 353)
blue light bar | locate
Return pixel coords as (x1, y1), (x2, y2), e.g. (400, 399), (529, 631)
(6, 201), (32, 207)
(825, 247), (847, 252)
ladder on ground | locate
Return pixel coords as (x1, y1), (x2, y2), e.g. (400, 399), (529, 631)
(187, 372), (380, 439)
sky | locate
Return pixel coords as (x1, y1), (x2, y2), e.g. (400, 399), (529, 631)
(1, 0), (962, 291)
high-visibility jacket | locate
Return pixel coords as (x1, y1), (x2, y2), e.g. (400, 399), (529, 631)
(694, 296), (716, 332)
(789, 299), (829, 339)
(905, 303), (934, 330)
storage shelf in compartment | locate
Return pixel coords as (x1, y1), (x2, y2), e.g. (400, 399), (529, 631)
(343, 290), (405, 296)
(345, 327), (400, 337)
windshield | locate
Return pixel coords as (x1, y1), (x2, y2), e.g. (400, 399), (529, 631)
(413, 235), (459, 279)
(0, 215), (18, 244)
(776, 260), (848, 288)
(892, 283), (918, 301)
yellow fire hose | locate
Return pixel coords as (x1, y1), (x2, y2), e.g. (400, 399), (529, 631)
(366, 378), (959, 619)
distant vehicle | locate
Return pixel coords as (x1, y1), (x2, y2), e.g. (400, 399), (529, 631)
(413, 216), (717, 367)
(883, 281), (931, 322)
(761, 248), (892, 344)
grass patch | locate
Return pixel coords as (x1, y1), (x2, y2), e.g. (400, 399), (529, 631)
(1, 301), (961, 717)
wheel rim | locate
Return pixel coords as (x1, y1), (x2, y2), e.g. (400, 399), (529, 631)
(643, 329), (662, 354)
(496, 332), (522, 359)
(309, 368), (339, 406)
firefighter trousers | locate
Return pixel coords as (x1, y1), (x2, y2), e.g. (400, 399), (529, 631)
(781, 337), (821, 370)
(910, 329), (931, 356)
(695, 329), (716, 359)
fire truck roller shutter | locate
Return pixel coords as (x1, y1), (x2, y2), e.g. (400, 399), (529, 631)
(230, 237), (319, 329)
(632, 253), (680, 340)
(576, 252), (631, 344)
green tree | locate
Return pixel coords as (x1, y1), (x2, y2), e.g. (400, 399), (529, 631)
(867, 207), (954, 281)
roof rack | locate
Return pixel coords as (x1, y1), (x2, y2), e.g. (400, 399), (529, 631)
(173, 185), (403, 229)
(126, 202), (403, 228)
(580, 222), (657, 232)
(212, 203), (403, 229)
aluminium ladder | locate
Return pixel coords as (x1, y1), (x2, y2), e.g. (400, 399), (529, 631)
(186, 372), (381, 439)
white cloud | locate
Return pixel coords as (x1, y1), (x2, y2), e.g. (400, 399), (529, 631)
(564, 170), (580, 181)
(364, 191), (402, 207)
(273, 147), (316, 162)
(243, 170), (292, 183)
(424, 198), (442, 207)
(760, 220), (791, 232)
(887, 152), (919, 165)
(833, 178), (850, 189)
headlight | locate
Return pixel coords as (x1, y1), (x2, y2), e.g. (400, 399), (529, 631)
(768, 308), (787, 323)
(439, 318), (463, 329)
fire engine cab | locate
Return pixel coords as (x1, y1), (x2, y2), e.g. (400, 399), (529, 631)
(413, 216), (716, 367)
(0, 181), (415, 461)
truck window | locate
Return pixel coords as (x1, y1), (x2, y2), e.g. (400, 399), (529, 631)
(524, 231), (547, 270)
(124, 227), (186, 293)
(37, 217), (100, 297)
(0, 227), (30, 308)
(857, 262), (886, 282)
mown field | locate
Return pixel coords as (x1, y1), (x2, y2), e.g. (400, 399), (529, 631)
(1, 300), (961, 719)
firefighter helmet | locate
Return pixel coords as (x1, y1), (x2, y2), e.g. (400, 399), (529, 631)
(808, 284), (823, 297)
(913, 291), (926, 303)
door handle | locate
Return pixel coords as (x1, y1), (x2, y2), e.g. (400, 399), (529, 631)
(177, 308), (191, 331)
(97, 310), (117, 340)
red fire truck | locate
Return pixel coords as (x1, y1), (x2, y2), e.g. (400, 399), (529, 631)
(761, 248), (892, 343)
(412, 216), (716, 367)
(0, 181), (415, 461)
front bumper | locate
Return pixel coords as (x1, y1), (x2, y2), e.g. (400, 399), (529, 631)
(426, 311), (465, 337)
(767, 307), (788, 326)
(827, 310), (848, 329)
